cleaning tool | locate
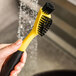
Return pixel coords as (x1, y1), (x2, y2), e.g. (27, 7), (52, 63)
(1, 2), (55, 76)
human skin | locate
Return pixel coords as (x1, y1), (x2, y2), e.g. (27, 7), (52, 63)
(0, 39), (27, 76)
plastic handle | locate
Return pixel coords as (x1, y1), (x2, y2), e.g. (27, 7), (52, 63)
(0, 50), (23, 76)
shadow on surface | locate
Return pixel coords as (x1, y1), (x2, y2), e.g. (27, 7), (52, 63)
(34, 70), (76, 76)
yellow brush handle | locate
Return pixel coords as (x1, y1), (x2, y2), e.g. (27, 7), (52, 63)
(18, 30), (37, 52)
(18, 8), (51, 52)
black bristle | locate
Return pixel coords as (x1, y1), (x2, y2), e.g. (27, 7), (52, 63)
(38, 16), (52, 36)
(42, 2), (55, 14)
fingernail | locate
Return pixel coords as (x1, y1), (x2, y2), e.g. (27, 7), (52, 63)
(16, 39), (22, 45)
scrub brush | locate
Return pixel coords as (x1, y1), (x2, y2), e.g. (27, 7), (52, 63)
(1, 2), (55, 76)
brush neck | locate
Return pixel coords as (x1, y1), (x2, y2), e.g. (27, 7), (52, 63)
(18, 30), (37, 52)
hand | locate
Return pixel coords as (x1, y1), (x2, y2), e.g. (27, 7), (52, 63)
(0, 39), (27, 76)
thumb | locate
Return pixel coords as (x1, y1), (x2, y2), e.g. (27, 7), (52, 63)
(0, 39), (22, 58)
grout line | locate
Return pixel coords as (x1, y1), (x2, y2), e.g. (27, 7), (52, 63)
(46, 30), (76, 57)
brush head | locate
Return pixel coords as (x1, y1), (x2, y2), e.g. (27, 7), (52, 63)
(38, 15), (52, 36)
(42, 2), (55, 14)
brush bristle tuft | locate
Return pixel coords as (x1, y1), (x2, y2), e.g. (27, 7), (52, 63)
(38, 16), (52, 36)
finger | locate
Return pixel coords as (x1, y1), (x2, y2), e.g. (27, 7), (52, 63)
(12, 52), (27, 74)
(20, 52), (27, 63)
(0, 44), (11, 49)
(10, 69), (21, 76)
(0, 39), (22, 57)
(15, 68), (21, 75)
(14, 62), (24, 71)
(13, 62), (23, 75)
(10, 70), (17, 76)
(14, 52), (27, 71)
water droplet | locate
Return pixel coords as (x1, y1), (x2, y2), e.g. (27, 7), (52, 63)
(17, 0), (38, 75)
